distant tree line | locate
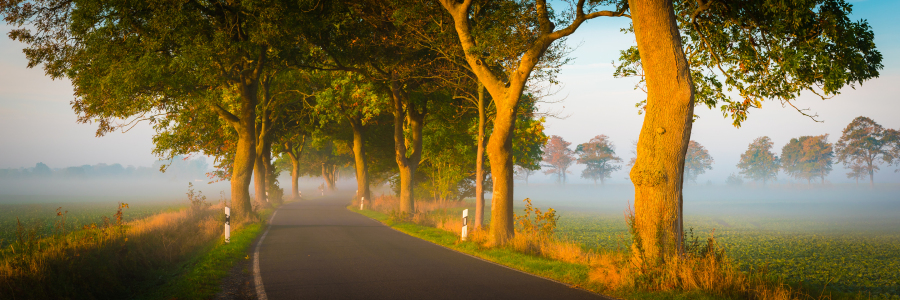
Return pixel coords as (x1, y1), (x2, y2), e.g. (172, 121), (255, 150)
(531, 135), (714, 186)
(0, 156), (210, 181)
(735, 117), (899, 187)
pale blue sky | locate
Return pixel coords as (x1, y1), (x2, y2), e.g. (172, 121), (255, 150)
(1, 1), (898, 184)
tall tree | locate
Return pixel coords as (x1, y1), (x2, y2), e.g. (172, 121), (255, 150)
(781, 135), (834, 185)
(438, 0), (629, 244)
(575, 135), (623, 185)
(310, 71), (388, 202)
(835, 116), (896, 188)
(736, 136), (780, 185)
(0, 0), (315, 223)
(683, 140), (713, 183)
(280, 133), (307, 200)
(618, 0), (881, 264)
(541, 135), (575, 184)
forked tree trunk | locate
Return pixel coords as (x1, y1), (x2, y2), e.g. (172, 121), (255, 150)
(628, 0), (694, 265)
(474, 83), (487, 229)
(350, 118), (371, 201)
(390, 75), (425, 214)
(323, 164), (336, 190)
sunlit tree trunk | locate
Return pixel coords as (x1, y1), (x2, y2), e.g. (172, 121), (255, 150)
(628, 0), (694, 264)
(350, 118), (371, 201)
(474, 83), (487, 229)
(486, 98), (519, 245)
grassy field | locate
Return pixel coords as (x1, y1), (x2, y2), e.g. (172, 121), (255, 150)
(0, 200), (185, 248)
(552, 212), (900, 299)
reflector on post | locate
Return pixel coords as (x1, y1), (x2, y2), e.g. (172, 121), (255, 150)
(461, 209), (468, 241)
(224, 206), (231, 244)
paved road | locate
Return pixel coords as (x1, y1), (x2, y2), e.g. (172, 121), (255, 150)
(257, 193), (613, 300)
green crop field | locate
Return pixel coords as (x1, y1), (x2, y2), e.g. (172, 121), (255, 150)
(0, 198), (184, 248)
(555, 212), (900, 299)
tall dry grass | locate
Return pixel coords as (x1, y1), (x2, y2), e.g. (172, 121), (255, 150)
(0, 186), (242, 299)
(359, 196), (834, 300)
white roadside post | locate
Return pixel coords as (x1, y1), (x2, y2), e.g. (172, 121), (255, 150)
(360, 197), (365, 210)
(461, 209), (468, 241)
(224, 206), (231, 244)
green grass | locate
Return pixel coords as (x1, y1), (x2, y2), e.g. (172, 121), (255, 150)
(353, 206), (900, 300)
(141, 209), (272, 299)
(351, 208), (605, 293)
(556, 212), (900, 299)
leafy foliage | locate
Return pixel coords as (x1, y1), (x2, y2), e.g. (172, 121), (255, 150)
(541, 135), (575, 184)
(781, 135), (834, 184)
(575, 135), (622, 185)
(736, 136), (780, 185)
(835, 116), (898, 186)
(614, 0), (883, 126)
(684, 140), (714, 183)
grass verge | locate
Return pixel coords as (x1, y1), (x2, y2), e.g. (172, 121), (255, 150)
(350, 205), (887, 300)
(139, 206), (276, 299)
(350, 207), (606, 294)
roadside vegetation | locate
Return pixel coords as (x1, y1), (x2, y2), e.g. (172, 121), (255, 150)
(0, 184), (278, 299)
(352, 196), (898, 300)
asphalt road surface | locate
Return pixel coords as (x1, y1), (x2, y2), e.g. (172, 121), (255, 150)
(257, 193), (614, 300)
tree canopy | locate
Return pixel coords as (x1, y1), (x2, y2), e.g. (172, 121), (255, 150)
(781, 135), (834, 185)
(835, 116), (898, 188)
(575, 135), (623, 185)
(684, 140), (714, 183)
(541, 135), (575, 184)
(736, 136), (780, 185)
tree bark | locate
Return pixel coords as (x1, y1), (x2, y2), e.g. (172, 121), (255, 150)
(438, 0), (614, 245)
(474, 83), (487, 229)
(323, 164), (336, 190)
(390, 74), (425, 214)
(254, 154), (267, 205)
(486, 98), (518, 245)
(289, 151), (301, 199)
(350, 118), (371, 202)
(628, 0), (694, 264)
(285, 137), (305, 200)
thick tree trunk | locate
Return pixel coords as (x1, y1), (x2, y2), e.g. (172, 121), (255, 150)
(397, 110), (424, 213)
(486, 99), (517, 245)
(628, 0), (694, 265)
(350, 118), (371, 201)
(290, 157), (301, 198)
(474, 84), (487, 229)
(390, 75), (425, 214)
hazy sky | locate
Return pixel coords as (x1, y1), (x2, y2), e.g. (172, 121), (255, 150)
(2, 1), (899, 184)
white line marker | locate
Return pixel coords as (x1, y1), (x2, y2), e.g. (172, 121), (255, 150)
(254, 210), (278, 300)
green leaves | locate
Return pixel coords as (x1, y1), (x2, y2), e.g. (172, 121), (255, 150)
(685, 140), (714, 183)
(737, 136), (780, 185)
(575, 135), (622, 185)
(615, 0), (883, 127)
(781, 134), (834, 184)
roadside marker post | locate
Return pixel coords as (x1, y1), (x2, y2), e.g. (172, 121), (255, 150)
(224, 206), (231, 244)
(461, 209), (468, 241)
(360, 197), (365, 210)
